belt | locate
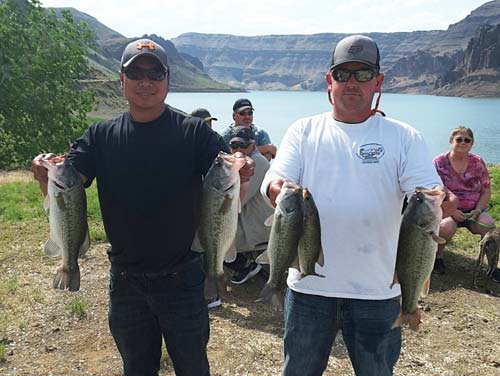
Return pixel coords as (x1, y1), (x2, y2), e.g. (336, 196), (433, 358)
(111, 253), (202, 280)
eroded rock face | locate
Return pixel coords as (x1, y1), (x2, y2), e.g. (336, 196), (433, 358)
(434, 23), (500, 97)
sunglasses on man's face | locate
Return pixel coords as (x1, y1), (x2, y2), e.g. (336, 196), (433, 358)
(230, 142), (251, 149)
(238, 110), (253, 116)
(331, 69), (377, 83)
(455, 137), (472, 144)
(123, 68), (168, 81)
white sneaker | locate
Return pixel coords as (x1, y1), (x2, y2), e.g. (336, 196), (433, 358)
(206, 295), (222, 309)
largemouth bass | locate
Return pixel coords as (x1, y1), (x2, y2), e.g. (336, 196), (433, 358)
(297, 188), (324, 279)
(41, 159), (89, 291)
(392, 187), (445, 330)
(198, 152), (246, 297)
(258, 182), (303, 310)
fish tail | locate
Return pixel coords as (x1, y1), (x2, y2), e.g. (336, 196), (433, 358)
(53, 266), (80, 292)
(391, 309), (422, 331)
(215, 275), (227, 300)
(256, 283), (283, 311)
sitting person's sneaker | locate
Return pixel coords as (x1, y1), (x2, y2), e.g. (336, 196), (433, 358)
(491, 268), (500, 283)
(433, 258), (445, 275)
(231, 262), (262, 285)
(206, 295), (222, 309)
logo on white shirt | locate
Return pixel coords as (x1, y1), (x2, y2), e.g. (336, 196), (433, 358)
(357, 143), (385, 163)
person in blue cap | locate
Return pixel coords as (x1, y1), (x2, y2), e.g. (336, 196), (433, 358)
(221, 98), (277, 160)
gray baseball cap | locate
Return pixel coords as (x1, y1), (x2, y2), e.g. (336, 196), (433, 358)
(330, 35), (380, 70)
(120, 38), (169, 72)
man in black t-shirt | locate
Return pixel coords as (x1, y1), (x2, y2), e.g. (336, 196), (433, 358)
(32, 38), (254, 376)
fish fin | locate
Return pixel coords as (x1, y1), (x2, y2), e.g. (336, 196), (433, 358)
(391, 272), (399, 288)
(215, 275), (227, 300)
(317, 248), (325, 267)
(391, 309), (421, 331)
(53, 266), (80, 292)
(420, 276), (431, 298)
(264, 215), (274, 227)
(44, 238), (61, 258)
(224, 243), (237, 263)
(300, 271), (325, 279)
(290, 254), (300, 271)
(54, 192), (66, 211)
(430, 232), (446, 244)
(219, 194), (234, 215)
(43, 195), (50, 211)
(255, 250), (269, 265)
(256, 283), (284, 311)
(204, 276), (218, 299)
(78, 228), (90, 258)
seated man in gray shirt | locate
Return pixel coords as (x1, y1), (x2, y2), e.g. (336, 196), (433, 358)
(225, 126), (274, 284)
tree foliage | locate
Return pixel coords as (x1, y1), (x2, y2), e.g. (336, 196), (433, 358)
(0, 0), (96, 169)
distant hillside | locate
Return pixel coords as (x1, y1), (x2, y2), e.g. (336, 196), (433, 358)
(172, 0), (500, 97)
(49, 7), (241, 115)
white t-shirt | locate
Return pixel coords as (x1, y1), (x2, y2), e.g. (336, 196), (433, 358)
(261, 112), (442, 300)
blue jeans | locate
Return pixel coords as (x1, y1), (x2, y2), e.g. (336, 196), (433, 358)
(283, 289), (401, 376)
(108, 254), (210, 376)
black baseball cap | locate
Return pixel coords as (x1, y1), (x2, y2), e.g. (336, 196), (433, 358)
(229, 126), (255, 143)
(330, 35), (380, 70)
(190, 108), (218, 121)
(233, 98), (254, 113)
(120, 38), (169, 72)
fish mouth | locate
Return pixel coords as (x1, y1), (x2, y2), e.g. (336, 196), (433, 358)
(415, 186), (446, 198)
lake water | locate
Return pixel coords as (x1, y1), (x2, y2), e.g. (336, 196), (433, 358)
(166, 91), (500, 163)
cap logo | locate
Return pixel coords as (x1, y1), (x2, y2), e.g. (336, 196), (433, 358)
(137, 41), (155, 51)
(347, 45), (363, 55)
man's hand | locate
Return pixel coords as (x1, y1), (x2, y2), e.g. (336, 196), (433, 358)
(31, 153), (65, 197)
(267, 178), (288, 208)
(239, 156), (255, 184)
(257, 144), (277, 161)
(441, 188), (458, 219)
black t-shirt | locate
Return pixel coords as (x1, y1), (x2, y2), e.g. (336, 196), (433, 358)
(67, 106), (222, 272)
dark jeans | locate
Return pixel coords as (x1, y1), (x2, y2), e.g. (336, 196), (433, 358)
(283, 289), (401, 376)
(108, 254), (210, 376)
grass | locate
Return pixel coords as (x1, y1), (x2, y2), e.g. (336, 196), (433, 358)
(0, 342), (6, 363)
(0, 166), (499, 371)
(68, 298), (87, 319)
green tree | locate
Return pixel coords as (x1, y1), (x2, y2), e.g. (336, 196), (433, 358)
(0, 0), (96, 169)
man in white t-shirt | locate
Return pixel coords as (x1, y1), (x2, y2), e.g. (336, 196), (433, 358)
(260, 35), (457, 376)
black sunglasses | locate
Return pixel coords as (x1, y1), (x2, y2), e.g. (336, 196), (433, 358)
(455, 137), (472, 144)
(331, 69), (378, 83)
(238, 110), (253, 116)
(230, 142), (251, 149)
(123, 68), (168, 81)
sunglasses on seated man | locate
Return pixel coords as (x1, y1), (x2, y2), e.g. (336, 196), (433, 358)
(238, 110), (253, 116)
(230, 141), (251, 149)
(331, 68), (378, 83)
(122, 68), (168, 81)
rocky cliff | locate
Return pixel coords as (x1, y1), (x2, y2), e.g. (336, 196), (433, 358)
(172, 0), (500, 96)
(434, 23), (500, 97)
(52, 7), (239, 94)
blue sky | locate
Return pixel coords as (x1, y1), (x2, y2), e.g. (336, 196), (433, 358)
(41, 0), (490, 39)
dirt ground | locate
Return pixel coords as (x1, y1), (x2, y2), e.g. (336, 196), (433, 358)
(1, 174), (500, 375)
